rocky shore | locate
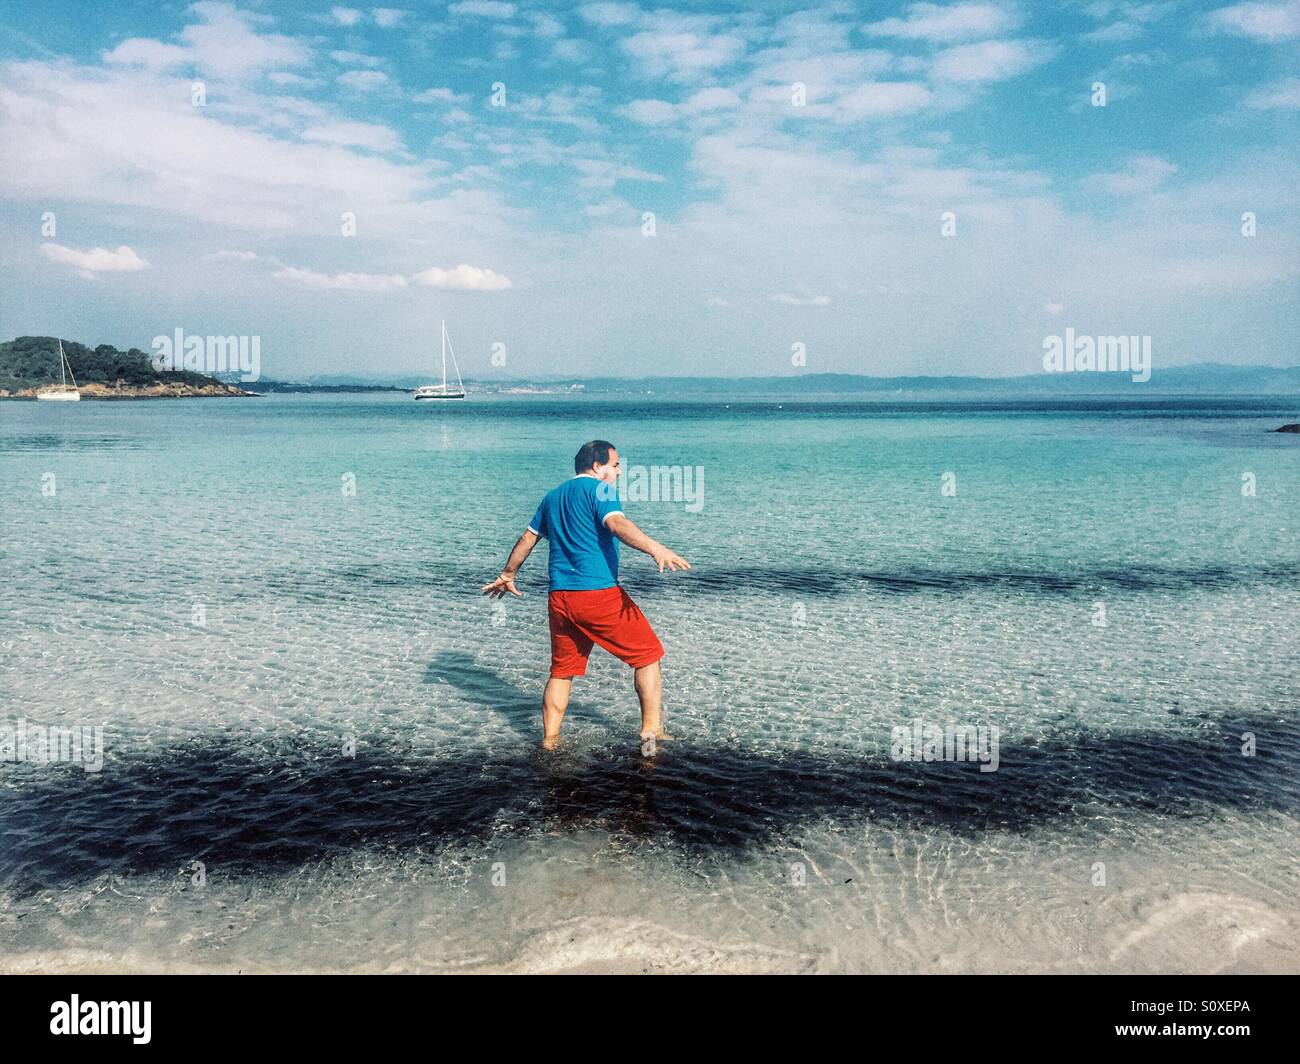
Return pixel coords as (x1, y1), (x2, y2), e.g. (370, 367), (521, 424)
(1, 380), (253, 399)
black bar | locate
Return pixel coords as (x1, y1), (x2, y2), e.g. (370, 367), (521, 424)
(3, 974), (1293, 1050)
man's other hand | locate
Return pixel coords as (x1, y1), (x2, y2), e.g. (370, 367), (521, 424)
(481, 573), (524, 597)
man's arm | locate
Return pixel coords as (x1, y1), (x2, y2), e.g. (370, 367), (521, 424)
(604, 514), (690, 573)
(481, 529), (539, 597)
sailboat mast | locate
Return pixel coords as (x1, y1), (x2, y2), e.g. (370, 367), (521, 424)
(58, 340), (67, 388)
(448, 329), (464, 392)
(441, 320), (447, 390)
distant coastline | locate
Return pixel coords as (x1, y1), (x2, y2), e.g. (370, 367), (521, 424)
(240, 363), (1300, 397)
(6, 335), (1300, 399)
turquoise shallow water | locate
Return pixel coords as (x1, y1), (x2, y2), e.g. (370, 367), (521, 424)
(1, 393), (1298, 972)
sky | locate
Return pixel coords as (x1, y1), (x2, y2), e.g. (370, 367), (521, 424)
(0, 0), (1297, 381)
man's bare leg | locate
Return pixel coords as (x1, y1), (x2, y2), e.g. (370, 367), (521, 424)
(634, 661), (670, 739)
(542, 677), (572, 744)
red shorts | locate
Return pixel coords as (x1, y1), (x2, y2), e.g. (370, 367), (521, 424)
(548, 586), (665, 678)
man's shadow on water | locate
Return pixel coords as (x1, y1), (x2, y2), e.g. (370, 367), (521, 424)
(0, 656), (1297, 896)
(424, 651), (623, 737)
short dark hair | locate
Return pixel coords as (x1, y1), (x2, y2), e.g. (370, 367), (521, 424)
(574, 439), (615, 474)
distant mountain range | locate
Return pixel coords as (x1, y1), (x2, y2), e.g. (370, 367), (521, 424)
(238, 363), (1300, 395)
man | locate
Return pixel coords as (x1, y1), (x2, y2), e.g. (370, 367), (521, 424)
(481, 440), (690, 745)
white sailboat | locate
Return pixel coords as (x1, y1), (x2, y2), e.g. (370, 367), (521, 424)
(37, 340), (80, 401)
(413, 320), (466, 401)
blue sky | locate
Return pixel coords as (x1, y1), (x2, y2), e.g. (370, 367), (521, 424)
(1, 1), (1297, 379)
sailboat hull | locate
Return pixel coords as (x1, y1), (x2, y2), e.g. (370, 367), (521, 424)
(37, 391), (80, 401)
(413, 393), (466, 400)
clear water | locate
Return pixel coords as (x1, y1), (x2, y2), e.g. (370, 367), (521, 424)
(2, 393), (1298, 973)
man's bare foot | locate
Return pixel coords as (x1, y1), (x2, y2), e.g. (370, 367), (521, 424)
(541, 734), (562, 751)
(639, 728), (674, 743)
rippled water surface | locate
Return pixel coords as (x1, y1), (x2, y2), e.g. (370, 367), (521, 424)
(2, 393), (1298, 972)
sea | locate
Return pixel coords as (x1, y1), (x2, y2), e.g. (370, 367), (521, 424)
(1, 392), (1298, 973)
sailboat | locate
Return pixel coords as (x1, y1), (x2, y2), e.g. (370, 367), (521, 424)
(37, 340), (81, 401)
(413, 320), (466, 401)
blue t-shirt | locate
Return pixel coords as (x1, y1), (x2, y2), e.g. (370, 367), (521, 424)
(528, 475), (624, 591)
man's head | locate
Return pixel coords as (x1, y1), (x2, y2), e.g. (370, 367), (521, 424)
(574, 439), (620, 483)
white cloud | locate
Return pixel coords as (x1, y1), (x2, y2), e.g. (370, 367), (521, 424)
(1208, 0), (1300, 41)
(413, 87), (463, 104)
(573, 159), (665, 188)
(339, 70), (391, 92)
(0, 60), (468, 233)
(511, 86), (605, 132)
(623, 86), (742, 124)
(1081, 21), (1141, 42)
(744, 44), (900, 120)
(623, 99), (679, 124)
(584, 199), (625, 217)
(411, 264), (513, 290)
(302, 121), (403, 151)
(1246, 77), (1300, 107)
(578, 3), (641, 27)
(372, 8), (406, 27)
(836, 82), (933, 118)
(267, 71), (319, 87)
(1079, 1), (1175, 42)
(770, 292), (831, 306)
(623, 30), (746, 81)
(274, 267), (408, 291)
(930, 39), (1056, 82)
(684, 86), (741, 112)
(865, 3), (1020, 42)
(449, 0), (517, 17)
(330, 50), (385, 67)
(551, 39), (588, 62)
(330, 7), (364, 27)
(41, 242), (148, 279)
(102, 2), (311, 80)
(532, 13), (565, 37)
(1082, 154), (1177, 195)
(102, 39), (190, 70)
(205, 249), (260, 261)
(770, 7), (856, 52)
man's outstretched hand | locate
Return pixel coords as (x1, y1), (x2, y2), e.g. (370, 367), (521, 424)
(481, 573), (524, 598)
(650, 546), (691, 574)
